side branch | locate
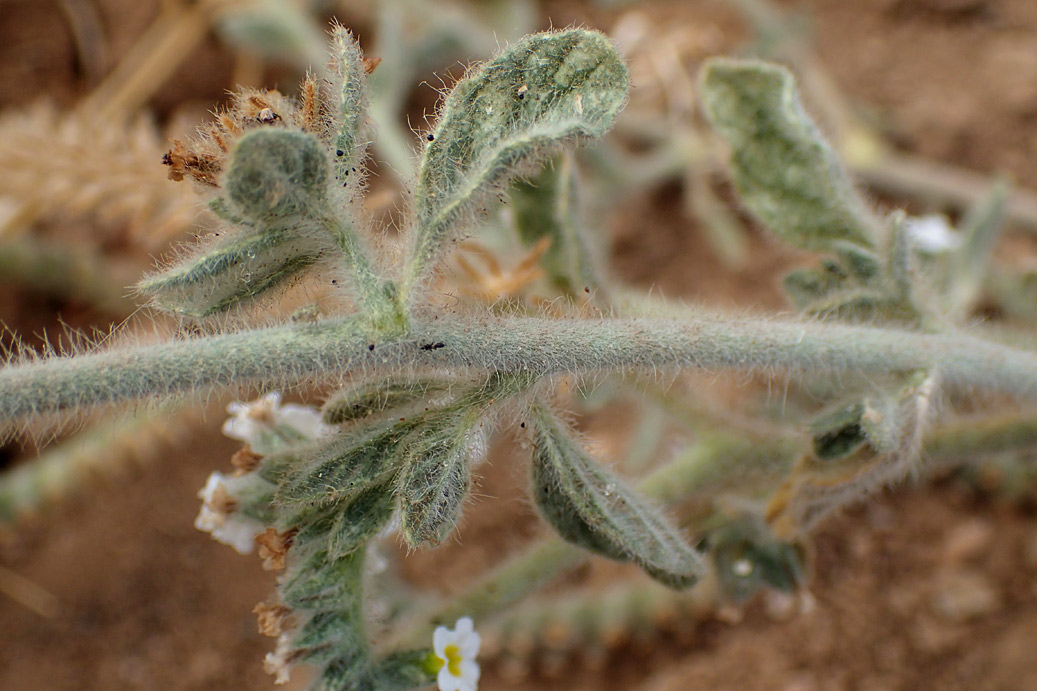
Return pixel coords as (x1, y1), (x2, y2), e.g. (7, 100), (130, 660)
(1, 314), (1036, 424)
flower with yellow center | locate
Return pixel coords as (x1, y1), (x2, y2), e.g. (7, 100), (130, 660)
(431, 617), (480, 691)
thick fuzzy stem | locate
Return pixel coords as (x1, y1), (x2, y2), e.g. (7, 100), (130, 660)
(1, 314), (1036, 423)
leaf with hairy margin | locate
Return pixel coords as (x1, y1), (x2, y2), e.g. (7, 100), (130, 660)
(406, 28), (629, 289)
(138, 228), (325, 317)
(700, 58), (877, 251)
(531, 406), (703, 589)
(275, 418), (417, 508)
(329, 25), (372, 183)
(398, 419), (487, 548)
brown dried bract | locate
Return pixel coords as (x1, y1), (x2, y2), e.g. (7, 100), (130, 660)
(231, 446), (264, 475)
(162, 139), (221, 186)
(255, 528), (296, 571)
(253, 599), (295, 637)
(362, 56), (382, 75)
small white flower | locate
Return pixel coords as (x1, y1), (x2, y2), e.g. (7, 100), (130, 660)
(432, 617), (481, 691)
(195, 471), (264, 554)
(904, 214), (962, 254)
(222, 392), (330, 449)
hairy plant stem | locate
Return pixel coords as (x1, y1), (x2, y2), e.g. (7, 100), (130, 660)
(2, 314), (1037, 423)
(316, 209), (405, 330)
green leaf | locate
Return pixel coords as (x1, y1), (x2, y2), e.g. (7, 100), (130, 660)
(280, 546), (364, 609)
(138, 228), (324, 317)
(700, 58), (877, 251)
(783, 262), (848, 310)
(329, 25), (371, 183)
(510, 154), (603, 296)
(405, 28), (629, 292)
(326, 482), (397, 559)
(810, 401), (868, 460)
(706, 515), (805, 603)
(946, 179), (1010, 316)
(316, 656), (377, 691)
(275, 419), (416, 508)
(370, 650), (438, 690)
(398, 419), (487, 547)
(531, 406), (703, 588)
(322, 378), (451, 425)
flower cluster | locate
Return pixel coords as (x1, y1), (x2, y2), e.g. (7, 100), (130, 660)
(195, 393), (329, 553)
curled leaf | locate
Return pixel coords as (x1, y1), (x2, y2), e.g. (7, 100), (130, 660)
(322, 378), (451, 425)
(329, 25), (372, 182)
(510, 153), (603, 297)
(406, 28), (629, 291)
(224, 129), (329, 222)
(700, 58), (877, 251)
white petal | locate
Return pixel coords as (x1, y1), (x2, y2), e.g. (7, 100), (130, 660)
(455, 617), (473, 636)
(433, 625), (451, 657)
(194, 505), (222, 533)
(222, 416), (261, 443)
(459, 659), (480, 690)
(458, 629), (480, 659)
(212, 517), (263, 554)
(278, 405), (328, 439)
(226, 401), (248, 415)
(438, 666), (462, 691)
(198, 472), (225, 502)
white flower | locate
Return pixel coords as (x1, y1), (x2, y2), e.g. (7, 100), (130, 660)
(432, 617), (481, 691)
(262, 633), (294, 685)
(222, 391), (330, 448)
(904, 214), (962, 254)
(195, 471), (265, 554)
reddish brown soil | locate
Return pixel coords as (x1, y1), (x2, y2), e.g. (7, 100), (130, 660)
(2, 2), (1036, 690)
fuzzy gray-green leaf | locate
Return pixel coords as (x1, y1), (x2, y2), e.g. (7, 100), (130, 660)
(138, 228), (324, 317)
(329, 25), (371, 184)
(276, 419), (416, 508)
(706, 515), (805, 603)
(398, 421), (486, 547)
(280, 546), (364, 609)
(406, 29), (629, 291)
(810, 401), (868, 460)
(326, 482), (397, 559)
(322, 378), (451, 425)
(531, 407), (703, 589)
(511, 154), (603, 296)
(700, 58), (877, 251)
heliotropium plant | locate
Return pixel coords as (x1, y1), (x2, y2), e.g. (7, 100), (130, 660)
(1, 25), (1036, 691)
